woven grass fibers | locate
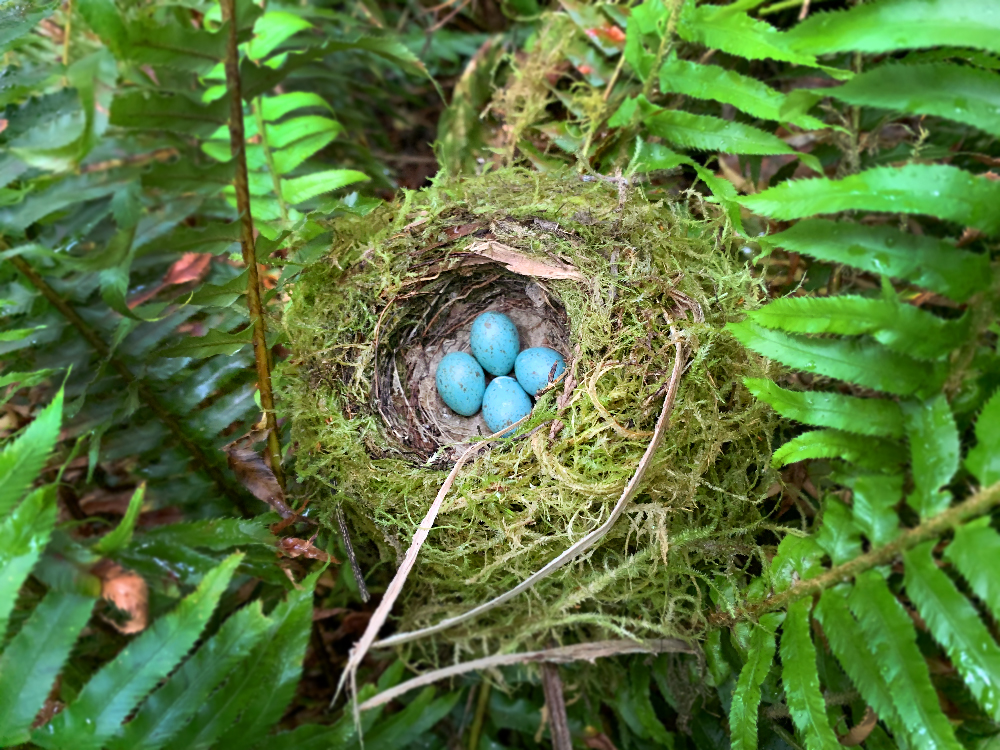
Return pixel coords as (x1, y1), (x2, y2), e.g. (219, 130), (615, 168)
(281, 168), (777, 664)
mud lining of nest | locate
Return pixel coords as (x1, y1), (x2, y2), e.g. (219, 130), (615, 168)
(281, 168), (779, 667)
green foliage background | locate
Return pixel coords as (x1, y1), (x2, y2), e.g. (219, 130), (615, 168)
(1, 0), (999, 748)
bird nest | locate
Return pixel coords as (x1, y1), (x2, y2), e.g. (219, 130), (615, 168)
(281, 168), (778, 665)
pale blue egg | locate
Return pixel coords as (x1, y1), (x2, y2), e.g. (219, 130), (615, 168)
(514, 347), (566, 397)
(435, 352), (485, 416)
(482, 376), (532, 436)
(470, 312), (520, 376)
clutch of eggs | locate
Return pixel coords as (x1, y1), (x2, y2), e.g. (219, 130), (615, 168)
(435, 310), (567, 433)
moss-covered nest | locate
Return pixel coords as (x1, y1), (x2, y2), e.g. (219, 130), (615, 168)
(282, 168), (777, 664)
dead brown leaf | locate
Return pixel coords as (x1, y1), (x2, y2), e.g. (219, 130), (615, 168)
(277, 533), (339, 563)
(94, 561), (148, 634)
(312, 606), (350, 621)
(164, 252), (213, 285)
(465, 240), (585, 281)
(224, 431), (293, 518)
(840, 707), (877, 746)
(583, 728), (619, 750)
(129, 252), (213, 308)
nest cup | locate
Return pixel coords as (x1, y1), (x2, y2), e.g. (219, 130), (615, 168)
(282, 169), (777, 664)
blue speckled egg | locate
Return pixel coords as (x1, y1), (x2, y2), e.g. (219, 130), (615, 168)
(482, 376), (532, 436)
(470, 312), (520, 376)
(435, 352), (486, 416)
(514, 347), (566, 397)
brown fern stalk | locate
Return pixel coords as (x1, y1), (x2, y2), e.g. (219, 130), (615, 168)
(219, 0), (285, 490)
(8, 255), (252, 514)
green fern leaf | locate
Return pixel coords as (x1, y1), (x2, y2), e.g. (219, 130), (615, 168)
(272, 132), (339, 175)
(780, 598), (840, 750)
(93, 484), (144, 555)
(787, 0), (1000, 56)
(815, 499), (862, 565)
(265, 115), (343, 151)
(110, 91), (230, 137)
(616, 660), (673, 744)
(281, 169), (369, 205)
(0, 592), (95, 746)
(147, 223), (241, 256)
(761, 220), (990, 303)
(365, 688), (462, 750)
(769, 535), (824, 594)
(137, 516), (274, 550)
(34, 553), (243, 750)
(849, 473), (902, 547)
(77, 0), (127, 56)
(730, 612), (784, 750)
(109, 600), (270, 750)
(162, 571), (317, 749)
(944, 518), (1000, 621)
(827, 63), (1000, 137)
(728, 321), (946, 397)
(814, 586), (909, 744)
(0, 388), (62, 517)
(745, 379), (903, 438)
(157, 326), (253, 359)
(904, 541), (1000, 722)
(678, 4), (820, 68)
(0, 486), (57, 635)
(772, 429), (905, 471)
(657, 57), (826, 130)
(740, 165), (1000, 235)
(646, 110), (819, 170)
(259, 92), (333, 121)
(127, 22), (228, 74)
(849, 570), (963, 750)
(247, 10), (313, 61)
(902, 395), (959, 519)
(747, 297), (969, 361)
(186, 271), (248, 309)
(966, 389), (1000, 486)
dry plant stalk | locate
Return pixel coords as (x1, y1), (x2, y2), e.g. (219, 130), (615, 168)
(541, 662), (572, 750)
(375, 315), (688, 649)
(220, 0), (284, 490)
(358, 637), (695, 710)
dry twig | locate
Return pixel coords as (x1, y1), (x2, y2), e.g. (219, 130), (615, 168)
(358, 638), (694, 711)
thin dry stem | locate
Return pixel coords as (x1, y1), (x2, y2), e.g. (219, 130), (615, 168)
(358, 638), (695, 711)
(220, 0), (284, 489)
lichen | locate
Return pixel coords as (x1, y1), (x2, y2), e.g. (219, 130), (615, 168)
(280, 167), (778, 667)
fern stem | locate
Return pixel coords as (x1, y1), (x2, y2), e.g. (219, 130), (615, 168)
(467, 681), (491, 750)
(253, 97), (290, 225)
(639, 0), (681, 102)
(7, 255), (251, 514)
(62, 0), (73, 67)
(220, 0), (286, 491)
(711, 479), (1000, 628)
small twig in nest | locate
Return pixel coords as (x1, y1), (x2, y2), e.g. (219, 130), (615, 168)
(357, 638), (694, 711)
(374, 316), (689, 649)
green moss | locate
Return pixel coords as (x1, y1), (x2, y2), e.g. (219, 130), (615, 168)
(280, 168), (777, 665)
